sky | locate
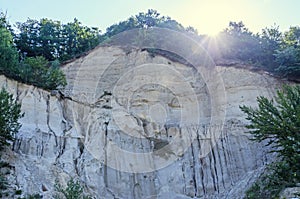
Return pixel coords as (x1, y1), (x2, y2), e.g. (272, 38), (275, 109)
(0, 0), (299, 35)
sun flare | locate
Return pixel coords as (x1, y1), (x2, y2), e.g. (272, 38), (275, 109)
(179, 1), (243, 36)
(203, 26), (221, 37)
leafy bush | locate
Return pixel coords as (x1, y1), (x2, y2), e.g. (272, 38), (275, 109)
(54, 178), (92, 199)
(18, 56), (67, 90)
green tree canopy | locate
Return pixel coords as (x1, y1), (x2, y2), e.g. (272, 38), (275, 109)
(15, 18), (62, 61)
(274, 26), (300, 77)
(15, 18), (101, 62)
(0, 13), (19, 78)
(259, 25), (282, 70)
(0, 12), (67, 90)
(104, 9), (188, 38)
(217, 21), (264, 64)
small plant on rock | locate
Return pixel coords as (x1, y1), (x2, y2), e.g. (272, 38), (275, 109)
(54, 178), (92, 199)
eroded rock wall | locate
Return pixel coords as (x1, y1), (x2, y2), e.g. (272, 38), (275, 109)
(0, 46), (283, 198)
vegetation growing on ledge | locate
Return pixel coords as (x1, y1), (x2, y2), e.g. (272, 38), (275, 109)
(54, 178), (92, 199)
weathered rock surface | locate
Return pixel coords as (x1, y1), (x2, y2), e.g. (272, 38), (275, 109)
(279, 186), (300, 199)
(0, 46), (285, 198)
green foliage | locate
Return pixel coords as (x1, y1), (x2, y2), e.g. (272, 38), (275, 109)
(105, 9), (186, 38)
(15, 18), (101, 62)
(0, 12), (66, 90)
(217, 21), (264, 64)
(3, 11), (300, 82)
(54, 178), (92, 199)
(59, 18), (101, 61)
(245, 161), (297, 199)
(0, 27), (19, 76)
(209, 22), (299, 79)
(240, 85), (300, 198)
(15, 18), (62, 60)
(0, 88), (24, 150)
(0, 88), (23, 197)
(240, 85), (300, 169)
(18, 56), (67, 90)
(0, 13), (19, 79)
(274, 26), (300, 77)
(259, 25), (282, 70)
(19, 56), (49, 85)
(45, 64), (67, 90)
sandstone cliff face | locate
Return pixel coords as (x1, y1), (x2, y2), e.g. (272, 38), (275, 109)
(0, 46), (283, 198)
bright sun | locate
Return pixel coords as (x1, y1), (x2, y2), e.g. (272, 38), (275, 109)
(180, 1), (242, 36)
(204, 26), (221, 36)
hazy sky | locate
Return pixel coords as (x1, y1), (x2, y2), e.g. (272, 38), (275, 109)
(0, 0), (299, 35)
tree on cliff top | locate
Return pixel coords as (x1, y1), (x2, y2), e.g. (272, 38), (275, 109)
(0, 13), (19, 79)
(0, 12), (67, 90)
(104, 9), (190, 38)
